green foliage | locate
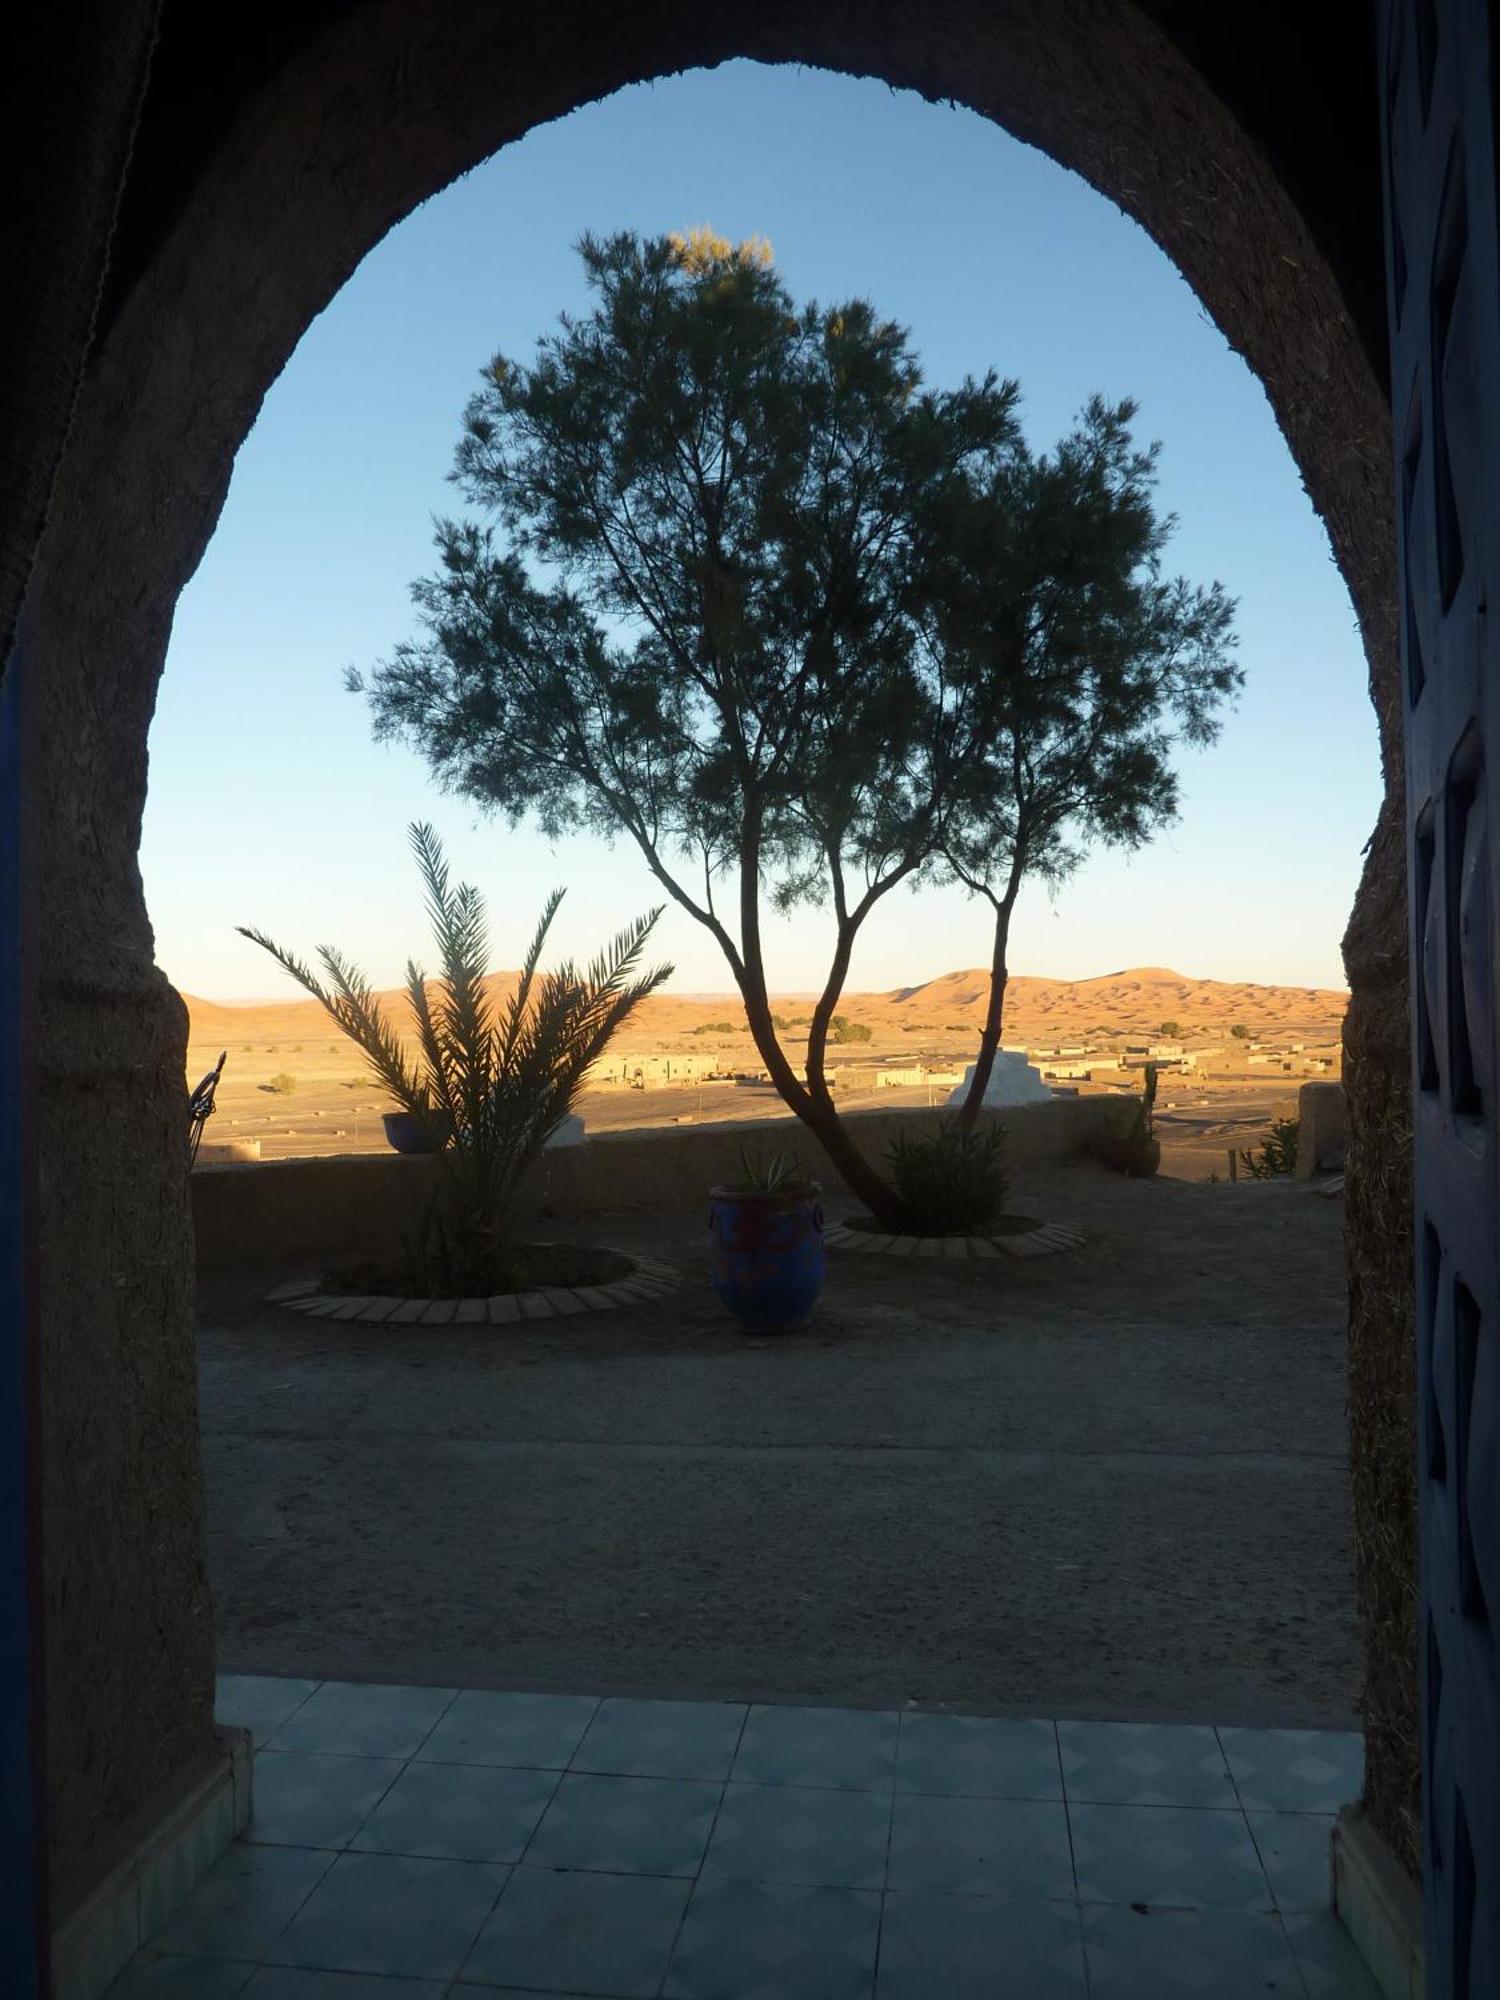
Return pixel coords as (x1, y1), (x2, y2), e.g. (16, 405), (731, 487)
(1230, 1023), (1251, 1040)
(1238, 1116), (1299, 1180)
(694, 1021), (736, 1035)
(770, 1012), (791, 1031)
(732, 1146), (804, 1194)
(356, 230), (985, 907)
(266, 1072), (297, 1095)
(1158, 1020), (1180, 1036)
(239, 822), (671, 1295)
(831, 1016), (872, 1044)
(353, 229), (1238, 1222)
(885, 1118), (1007, 1235)
(929, 398), (1240, 909)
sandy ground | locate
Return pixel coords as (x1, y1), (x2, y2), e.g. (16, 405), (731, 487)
(190, 1034), (1304, 1182)
(200, 1163), (1358, 1726)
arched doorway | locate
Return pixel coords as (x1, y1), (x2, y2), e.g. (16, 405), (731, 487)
(14, 1), (1489, 1989)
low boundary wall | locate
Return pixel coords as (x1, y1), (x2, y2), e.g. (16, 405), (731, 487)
(191, 1098), (1132, 1278)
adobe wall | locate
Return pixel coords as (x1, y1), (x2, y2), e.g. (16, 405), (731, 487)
(190, 1099), (1132, 1279)
(28, 0), (1413, 1891)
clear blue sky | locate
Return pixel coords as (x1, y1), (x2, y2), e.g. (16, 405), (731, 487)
(141, 61), (1379, 1001)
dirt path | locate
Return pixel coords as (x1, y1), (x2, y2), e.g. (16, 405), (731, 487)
(198, 1164), (1358, 1725)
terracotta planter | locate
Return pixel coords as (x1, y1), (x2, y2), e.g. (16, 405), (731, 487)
(1096, 1133), (1161, 1178)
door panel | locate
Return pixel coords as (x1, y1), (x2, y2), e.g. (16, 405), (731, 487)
(1380, 2), (1500, 1991)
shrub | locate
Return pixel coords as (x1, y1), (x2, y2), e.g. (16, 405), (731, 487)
(694, 1021), (736, 1035)
(1230, 1023), (1251, 1040)
(1239, 1116), (1298, 1180)
(1125, 1061), (1160, 1142)
(831, 1015), (872, 1044)
(1158, 1020), (1180, 1036)
(885, 1118), (1007, 1234)
(267, 1072), (297, 1094)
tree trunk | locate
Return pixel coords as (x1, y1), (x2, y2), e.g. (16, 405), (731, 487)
(958, 895), (1015, 1129)
(729, 826), (908, 1228)
(738, 978), (906, 1228)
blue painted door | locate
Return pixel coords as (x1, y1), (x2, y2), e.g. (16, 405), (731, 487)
(1381, 2), (1500, 1990)
(0, 629), (43, 1992)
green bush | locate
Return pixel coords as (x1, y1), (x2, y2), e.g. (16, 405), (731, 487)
(267, 1072), (297, 1095)
(1238, 1116), (1298, 1180)
(885, 1118), (1007, 1235)
(694, 1020), (736, 1035)
(1158, 1020), (1180, 1036)
(1230, 1023), (1251, 1040)
(831, 1015), (872, 1044)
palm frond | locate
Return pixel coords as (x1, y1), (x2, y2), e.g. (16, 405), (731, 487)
(403, 957), (462, 1136)
(410, 822), (495, 1099)
(240, 837), (670, 1295)
(235, 926), (428, 1115)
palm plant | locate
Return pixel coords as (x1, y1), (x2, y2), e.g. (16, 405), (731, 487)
(238, 822), (672, 1295)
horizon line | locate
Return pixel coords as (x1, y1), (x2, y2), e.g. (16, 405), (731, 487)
(178, 959), (1353, 1009)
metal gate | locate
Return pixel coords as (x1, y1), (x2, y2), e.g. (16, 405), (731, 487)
(1381, 2), (1500, 1990)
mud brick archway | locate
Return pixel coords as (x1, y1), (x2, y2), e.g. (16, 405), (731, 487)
(19, 0), (1420, 1922)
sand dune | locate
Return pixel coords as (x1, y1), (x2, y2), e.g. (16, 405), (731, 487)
(184, 963), (1347, 1052)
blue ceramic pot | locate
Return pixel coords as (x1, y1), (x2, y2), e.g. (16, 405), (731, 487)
(383, 1110), (442, 1154)
(708, 1183), (826, 1332)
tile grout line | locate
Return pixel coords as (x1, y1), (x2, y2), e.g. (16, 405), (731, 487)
(869, 1708), (912, 1998)
(651, 1698), (755, 1998)
(231, 1670), (340, 1973)
(1214, 1717), (1287, 1925)
(251, 1678), (497, 1988)
(211, 1684), (1361, 1995)
(1225, 1741), (1325, 2000)
(443, 1690), (602, 1983)
(1052, 1718), (1097, 1997)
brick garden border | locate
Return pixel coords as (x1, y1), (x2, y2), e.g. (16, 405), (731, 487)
(267, 1251), (683, 1326)
(822, 1219), (1084, 1262)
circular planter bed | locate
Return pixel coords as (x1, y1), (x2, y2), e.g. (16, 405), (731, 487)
(267, 1244), (683, 1325)
(825, 1216), (1084, 1262)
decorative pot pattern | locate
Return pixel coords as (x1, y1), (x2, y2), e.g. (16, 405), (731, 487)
(708, 1183), (826, 1331)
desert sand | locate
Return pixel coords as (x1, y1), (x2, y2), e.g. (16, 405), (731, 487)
(186, 961), (1346, 1050)
(184, 964), (1345, 1178)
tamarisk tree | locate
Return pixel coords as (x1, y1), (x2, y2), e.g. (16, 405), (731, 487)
(355, 229), (1017, 1226)
(356, 228), (1239, 1225)
(923, 396), (1241, 1122)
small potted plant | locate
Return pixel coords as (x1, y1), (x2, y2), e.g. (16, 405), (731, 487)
(1097, 1062), (1162, 1178)
(382, 1107), (448, 1154)
(709, 1147), (826, 1333)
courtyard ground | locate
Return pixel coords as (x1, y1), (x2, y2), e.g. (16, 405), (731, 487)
(198, 1164), (1357, 1726)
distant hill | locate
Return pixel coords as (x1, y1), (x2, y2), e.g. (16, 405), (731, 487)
(183, 964), (1348, 1049)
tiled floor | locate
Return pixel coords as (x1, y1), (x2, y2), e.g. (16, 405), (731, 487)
(105, 1678), (1382, 1998)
